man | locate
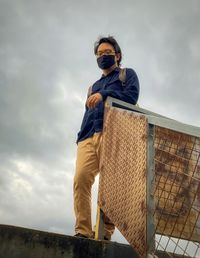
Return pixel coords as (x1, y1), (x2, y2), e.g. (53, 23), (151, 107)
(73, 36), (140, 240)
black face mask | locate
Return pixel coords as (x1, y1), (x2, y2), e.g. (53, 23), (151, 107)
(97, 55), (115, 69)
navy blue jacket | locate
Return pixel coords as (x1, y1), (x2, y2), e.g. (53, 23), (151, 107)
(77, 67), (139, 143)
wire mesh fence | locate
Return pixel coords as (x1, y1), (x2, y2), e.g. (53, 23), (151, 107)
(98, 98), (200, 258)
(152, 127), (200, 257)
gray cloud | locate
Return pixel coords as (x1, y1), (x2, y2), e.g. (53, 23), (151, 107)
(0, 0), (200, 252)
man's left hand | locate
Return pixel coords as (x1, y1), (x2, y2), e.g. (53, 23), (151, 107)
(86, 93), (103, 109)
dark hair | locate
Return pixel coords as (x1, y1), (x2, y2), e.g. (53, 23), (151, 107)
(94, 36), (122, 66)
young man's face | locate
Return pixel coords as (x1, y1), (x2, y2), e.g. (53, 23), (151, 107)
(96, 43), (120, 68)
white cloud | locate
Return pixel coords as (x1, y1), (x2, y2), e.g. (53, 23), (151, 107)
(0, 0), (200, 253)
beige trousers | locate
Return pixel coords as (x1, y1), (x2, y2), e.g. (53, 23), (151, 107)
(73, 132), (115, 239)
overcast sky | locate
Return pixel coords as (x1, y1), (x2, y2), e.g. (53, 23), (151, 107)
(0, 0), (200, 252)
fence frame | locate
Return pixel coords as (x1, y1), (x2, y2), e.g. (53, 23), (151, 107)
(95, 97), (200, 257)
(106, 97), (200, 138)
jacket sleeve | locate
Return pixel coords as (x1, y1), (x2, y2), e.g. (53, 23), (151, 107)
(99, 68), (139, 105)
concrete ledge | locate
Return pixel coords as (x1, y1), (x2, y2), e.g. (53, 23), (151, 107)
(0, 224), (140, 258)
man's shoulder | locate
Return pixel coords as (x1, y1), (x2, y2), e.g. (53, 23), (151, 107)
(122, 67), (137, 74)
(89, 76), (102, 93)
(120, 67), (138, 81)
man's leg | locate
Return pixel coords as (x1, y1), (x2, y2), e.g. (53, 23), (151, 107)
(73, 135), (99, 238)
(94, 133), (115, 240)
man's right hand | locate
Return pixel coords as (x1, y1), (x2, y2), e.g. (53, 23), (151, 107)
(86, 93), (103, 109)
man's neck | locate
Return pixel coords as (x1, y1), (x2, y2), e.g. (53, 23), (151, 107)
(102, 64), (118, 76)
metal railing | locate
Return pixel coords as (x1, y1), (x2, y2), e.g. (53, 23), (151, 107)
(95, 97), (200, 258)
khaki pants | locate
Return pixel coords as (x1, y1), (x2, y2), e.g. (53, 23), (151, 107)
(73, 132), (115, 239)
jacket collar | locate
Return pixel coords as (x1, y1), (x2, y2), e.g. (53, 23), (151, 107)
(101, 67), (120, 78)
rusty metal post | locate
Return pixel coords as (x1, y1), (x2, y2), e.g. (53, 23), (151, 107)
(95, 205), (105, 240)
(146, 123), (155, 256)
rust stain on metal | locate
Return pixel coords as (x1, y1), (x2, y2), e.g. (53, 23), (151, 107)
(98, 107), (200, 256)
(154, 126), (200, 242)
(98, 106), (148, 257)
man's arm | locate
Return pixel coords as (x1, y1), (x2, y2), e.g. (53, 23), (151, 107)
(99, 68), (139, 105)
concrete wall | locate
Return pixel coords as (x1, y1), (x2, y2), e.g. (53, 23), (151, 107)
(0, 224), (140, 258)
